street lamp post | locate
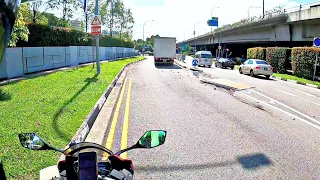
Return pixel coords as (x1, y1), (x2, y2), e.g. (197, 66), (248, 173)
(248, 6), (261, 19)
(210, 7), (219, 33)
(142, 20), (154, 55)
(194, 22), (199, 53)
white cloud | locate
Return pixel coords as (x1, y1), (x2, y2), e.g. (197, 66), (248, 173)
(123, 0), (310, 42)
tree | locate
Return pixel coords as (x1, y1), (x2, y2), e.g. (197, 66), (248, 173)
(9, 4), (29, 47)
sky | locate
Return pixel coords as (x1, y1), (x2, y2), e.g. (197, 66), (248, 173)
(122, 0), (318, 42)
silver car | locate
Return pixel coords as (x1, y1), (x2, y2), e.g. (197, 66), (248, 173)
(239, 59), (274, 79)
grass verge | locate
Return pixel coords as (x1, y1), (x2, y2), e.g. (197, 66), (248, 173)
(0, 56), (144, 179)
(273, 73), (320, 87)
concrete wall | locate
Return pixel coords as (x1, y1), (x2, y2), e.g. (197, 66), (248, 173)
(0, 46), (135, 79)
(288, 6), (320, 22)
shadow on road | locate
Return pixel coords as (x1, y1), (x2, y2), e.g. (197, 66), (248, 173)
(135, 153), (272, 172)
(155, 64), (182, 70)
(250, 75), (276, 81)
(52, 74), (98, 141)
(0, 89), (11, 101)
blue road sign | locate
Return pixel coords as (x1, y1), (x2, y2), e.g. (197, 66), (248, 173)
(192, 59), (198, 66)
(207, 19), (218, 27)
(314, 37), (320, 47)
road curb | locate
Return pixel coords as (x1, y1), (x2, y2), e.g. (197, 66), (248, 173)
(68, 57), (146, 145)
(272, 75), (320, 90)
(200, 79), (234, 90)
(174, 59), (203, 72)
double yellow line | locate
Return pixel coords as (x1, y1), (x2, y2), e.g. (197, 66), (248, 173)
(103, 78), (133, 159)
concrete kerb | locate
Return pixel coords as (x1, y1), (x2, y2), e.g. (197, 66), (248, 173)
(57, 57), (146, 161)
(174, 59), (203, 73)
(69, 57), (146, 144)
(200, 79), (235, 90)
(272, 75), (320, 90)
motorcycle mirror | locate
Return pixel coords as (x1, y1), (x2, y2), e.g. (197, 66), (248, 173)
(137, 130), (167, 149)
(18, 133), (50, 151)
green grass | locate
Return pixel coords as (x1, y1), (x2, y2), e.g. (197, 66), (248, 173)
(235, 65), (240, 69)
(0, 56), (144, 179)
(273, 73), (320, 87)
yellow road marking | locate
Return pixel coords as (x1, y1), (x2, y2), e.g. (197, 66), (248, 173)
(102, 78), (128, 160)
(120, 79), (133, 159)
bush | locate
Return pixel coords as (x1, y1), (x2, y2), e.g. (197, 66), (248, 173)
(235, 57), (242, 65)
(292, 47), (320, 79)
(247, 47), (265, 60)
(266, 47), (290, 73)
(16, 23), (134, 48)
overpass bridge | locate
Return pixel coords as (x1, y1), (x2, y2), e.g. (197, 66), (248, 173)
(177, 2), (320, 57)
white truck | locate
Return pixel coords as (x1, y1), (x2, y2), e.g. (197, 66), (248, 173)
(154, 37), (176, 66)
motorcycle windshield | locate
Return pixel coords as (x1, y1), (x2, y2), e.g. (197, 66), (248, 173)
(64, 142), (113, 161)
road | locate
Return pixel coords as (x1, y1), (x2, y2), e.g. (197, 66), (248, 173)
(106, 56), (320, 179)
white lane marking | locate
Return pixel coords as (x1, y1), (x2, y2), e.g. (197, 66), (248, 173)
(129, 64), (135, 78)
(249, 89), (320, 125)
(274, 88), (297, 97)
(275, 88), (320, 107)
(295, 89), (316, 97)
(300, 98), (320, 107)
(237, 92), (320, 130)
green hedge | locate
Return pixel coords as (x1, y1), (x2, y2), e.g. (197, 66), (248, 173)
(247, 47), (265, 60)
(292, 47), (320, 79)
(16, 23), (134, 48)
(266, 47), (290, 73)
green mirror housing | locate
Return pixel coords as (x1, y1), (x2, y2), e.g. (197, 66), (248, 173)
(138, 130), (167, 148)
(18, 133), (46, 150)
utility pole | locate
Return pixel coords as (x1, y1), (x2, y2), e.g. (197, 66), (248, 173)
(85, 13), (88, 32)
(194, 22), (199, 53)
(95, 0), (100, 74)
(263, 0), (265, 18)
(110, 0), (114, 37)
(63, 0), (67, 20)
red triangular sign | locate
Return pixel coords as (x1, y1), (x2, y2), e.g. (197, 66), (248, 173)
(91, 16), (101, 26)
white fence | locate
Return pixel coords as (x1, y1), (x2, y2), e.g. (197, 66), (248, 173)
(0, 46), (135, 79)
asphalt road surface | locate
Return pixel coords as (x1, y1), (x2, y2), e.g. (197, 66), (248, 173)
(109, 56), (320, 179)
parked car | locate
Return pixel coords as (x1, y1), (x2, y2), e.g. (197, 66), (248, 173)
(239, 59), (274, 79)
(215, 58), (235, 69)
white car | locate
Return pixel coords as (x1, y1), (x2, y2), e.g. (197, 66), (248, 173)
(194, 51), (213, 68)
(239, 59), (274, 79)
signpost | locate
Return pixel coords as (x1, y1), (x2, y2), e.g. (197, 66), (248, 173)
(192, 59), (198, 67)
(91, 15), (101, 74)
(313, 37), (320, 82)
(207, 17), (219, 27)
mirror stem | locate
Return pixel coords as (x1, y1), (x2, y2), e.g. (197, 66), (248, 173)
(115, 144), (141, 156)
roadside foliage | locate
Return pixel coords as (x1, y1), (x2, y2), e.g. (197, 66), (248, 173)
(248, 46), (319, 80)
(247, 47), (265, 60)
(292, 47), (320, 79)
(16, 24), (134, 48)
(266, 47), (290, 73)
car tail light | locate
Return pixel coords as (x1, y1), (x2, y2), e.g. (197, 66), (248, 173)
(271, 66), (274, 71)
(256, 66), (261, 70)
(155, 58), (159, 61)
(171, 58), (174, 61)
